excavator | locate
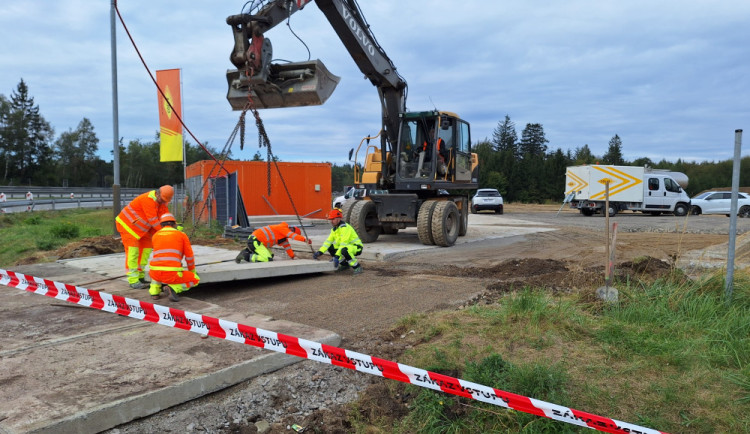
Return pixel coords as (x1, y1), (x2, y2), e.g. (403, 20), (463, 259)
(225, 0), (479, 247)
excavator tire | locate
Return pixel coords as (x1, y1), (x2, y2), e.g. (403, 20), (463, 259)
(417, 200), (438, 245)
(458, 197), (468, 236)
(341, 199), (357, 223)
(350, 200), (381, 243)
(431, 201), (459, 247)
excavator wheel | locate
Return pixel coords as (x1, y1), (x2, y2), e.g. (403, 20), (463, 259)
(417, 200), (438, 245)
(458, 198), (469, 236)
(431, 201), (460, 247)
(350, 200), (381, 243)
(341, 199), (357, 223)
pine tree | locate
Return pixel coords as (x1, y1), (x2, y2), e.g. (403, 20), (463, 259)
(1, 79), (54, 184)
(491, 115), (518, 156)
(519, 123), (548, 157)
(603, 134), (625, 165)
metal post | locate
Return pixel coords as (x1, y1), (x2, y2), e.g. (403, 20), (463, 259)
(726, 129), (743, 304)
(111, 0), (121, 235)
(604, 180), (611, 287)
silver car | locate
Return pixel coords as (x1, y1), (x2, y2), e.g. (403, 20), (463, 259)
(690, 191), (750, 217)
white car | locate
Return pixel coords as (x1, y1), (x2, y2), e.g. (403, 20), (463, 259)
(332, 187), (366, 209)
(690, 191), (750, 217)
(471, 188), (504, 214)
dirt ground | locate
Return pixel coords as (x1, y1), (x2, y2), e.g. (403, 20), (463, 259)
(25, 204), (741, 433)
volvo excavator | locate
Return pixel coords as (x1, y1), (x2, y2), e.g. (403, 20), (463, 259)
(226, 0), (479, 247)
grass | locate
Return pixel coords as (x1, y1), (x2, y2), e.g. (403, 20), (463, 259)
(0, 209), (115, 267)
(0, 208), (225, 267)
(358, 275), (750, 433)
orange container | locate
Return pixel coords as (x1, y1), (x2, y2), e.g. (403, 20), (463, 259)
(186, 160), (331, 221)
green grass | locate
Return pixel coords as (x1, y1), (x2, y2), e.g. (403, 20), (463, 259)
(0, 209), (226, 268)
(0, 209), (115, 267)
(358, 276), (750, 433)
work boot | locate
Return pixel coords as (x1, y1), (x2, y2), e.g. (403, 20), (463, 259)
(139, 278), (150, 285)
(129, 282), (147, 290)
(235, 251), (245, 264)
(167, 286), (180, 302)
(336, 261), (350, 272)
(352, 265), (363, 275)
(151, 294), (160, 301)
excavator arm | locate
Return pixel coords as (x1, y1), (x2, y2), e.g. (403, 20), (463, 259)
(226, 0), (407, 157)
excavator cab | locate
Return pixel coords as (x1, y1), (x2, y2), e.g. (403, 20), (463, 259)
(395, 111), (476, 186)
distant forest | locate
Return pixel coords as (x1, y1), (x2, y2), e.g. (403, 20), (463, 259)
(1, 79), (747, 202)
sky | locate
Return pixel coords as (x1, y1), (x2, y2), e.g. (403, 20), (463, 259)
(1, 0), (749, 166)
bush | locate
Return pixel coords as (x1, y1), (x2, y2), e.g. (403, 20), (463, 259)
(50, 222), (80, 239)
(36, 239), (60, 251)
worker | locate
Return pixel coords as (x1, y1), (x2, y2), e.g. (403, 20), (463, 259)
(416, 127), (446, 177)
(148, 212), (199, 302)
(312, 209), (363, 274)
(115, 185), (173, 289)
(235, 222), (312, 263)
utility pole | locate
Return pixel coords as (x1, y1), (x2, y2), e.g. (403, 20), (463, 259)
(110, 0), (121, 234)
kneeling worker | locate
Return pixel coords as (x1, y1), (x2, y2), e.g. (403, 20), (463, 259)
(148, 213), (199, 302)
(235, 222), (312, 263)
(312, 209), (363, 274)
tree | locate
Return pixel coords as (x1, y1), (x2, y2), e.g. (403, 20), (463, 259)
(519, 123), (548, 157)
(492, 115), (518, 156)
(54, 118), (100, 186)
(0, 79), (54, 184)
(602, 134), (625, 165)
(573, 145), (596, 165)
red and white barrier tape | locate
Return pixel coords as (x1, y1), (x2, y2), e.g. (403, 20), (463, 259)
(0, 269), (665, 434)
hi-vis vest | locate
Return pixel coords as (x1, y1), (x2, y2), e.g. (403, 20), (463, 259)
(251, 223), (306, 258)
(149, 227), (195, 272)
(116, 190), (168, 240)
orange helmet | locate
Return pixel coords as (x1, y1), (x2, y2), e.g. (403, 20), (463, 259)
(158, 185), (174, 202)
(327, 209), (343, 220)
(159, 213), (176, 224)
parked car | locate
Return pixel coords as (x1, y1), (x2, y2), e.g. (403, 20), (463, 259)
(332, 187), (366, 209)
(690, 191), (750, 217)
(471, 188), (503, 214)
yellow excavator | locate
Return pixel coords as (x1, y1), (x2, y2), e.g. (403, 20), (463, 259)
(226, 0), (479, 246)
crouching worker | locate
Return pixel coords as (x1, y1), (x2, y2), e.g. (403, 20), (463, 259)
(235, 222), (312, 263)
(312, 209), (363, 274)
(148, 213), (199, 302)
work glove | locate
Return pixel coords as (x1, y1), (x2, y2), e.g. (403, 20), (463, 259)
(306, 238), (312, 245)
(332, 256), (340, 268)
(312, 251), (322, 260)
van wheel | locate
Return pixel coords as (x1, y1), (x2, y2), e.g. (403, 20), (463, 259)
(673, 203), (689, 217)
(739, 206), (750, 218)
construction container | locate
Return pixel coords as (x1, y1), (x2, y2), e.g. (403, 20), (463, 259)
(185, 160), (331, 224)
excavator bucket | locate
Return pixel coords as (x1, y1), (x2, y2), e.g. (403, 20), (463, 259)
(226, 60), (341, 110)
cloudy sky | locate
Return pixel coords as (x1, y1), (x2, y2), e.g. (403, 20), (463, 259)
(1, 0), (748, 166)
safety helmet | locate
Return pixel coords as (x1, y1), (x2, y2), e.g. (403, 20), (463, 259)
(159, 213), (177, 224)
(158, 185), (174, 202)
(326, 209), (343, 220)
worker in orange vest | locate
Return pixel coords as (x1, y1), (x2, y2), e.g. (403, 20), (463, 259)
(148, 212), (199, 302)
(115, 185), (173, 289)
(235, 222), (312, 263)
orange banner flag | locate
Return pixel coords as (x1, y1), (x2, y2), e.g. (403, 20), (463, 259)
(156, 69), (183, 162)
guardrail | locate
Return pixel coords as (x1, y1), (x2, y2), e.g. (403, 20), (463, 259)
(0, 186), (149, 199)
(0, 196), (142, 212)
